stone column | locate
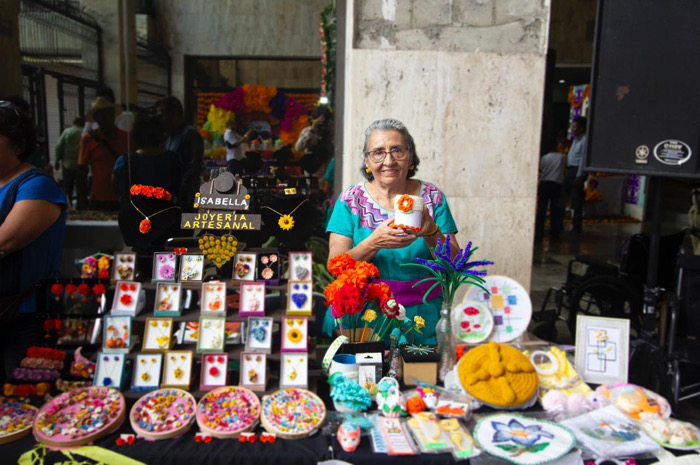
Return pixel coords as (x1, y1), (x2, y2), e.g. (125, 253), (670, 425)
(82, 0), (138, 106)
(340, 0), (551, 289)
(0, 0), (23, 97)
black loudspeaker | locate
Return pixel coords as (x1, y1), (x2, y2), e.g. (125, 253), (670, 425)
(587, 0), (700, 179)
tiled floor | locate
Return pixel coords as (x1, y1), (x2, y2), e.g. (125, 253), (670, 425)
(529, 220), (700, 423)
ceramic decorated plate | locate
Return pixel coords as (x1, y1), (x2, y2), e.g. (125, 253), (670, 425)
(33, 387), (125, 449)
(474, 414), (576, 465)
(610, 385), (671, 420)
(452, 300), (494, 343)
(260, 388), (326, 440)
(322, 335), (348, 375)
(640, 418), (700, 450)
(0, 399), (37, 444)
(196, 386), (260, 438)
(130, 388), (196, 440)
(463, 276), (532, 343)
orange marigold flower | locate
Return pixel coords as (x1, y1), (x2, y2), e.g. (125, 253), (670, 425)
(328, 253), (356, 276)
(353, 261), (379, 278)
(397, 194), (414, 213)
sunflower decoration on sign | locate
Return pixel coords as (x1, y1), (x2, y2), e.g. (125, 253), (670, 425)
(198, 234), (238, 269)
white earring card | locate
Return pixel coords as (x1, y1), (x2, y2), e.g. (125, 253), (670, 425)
(111, 281), (145, 316)
(239, 282), (265, 317)
(256, 252), (280, 285)
(280, 316), (308, 353)
(112, 252), (136, 281)
(154, 283), (183, 317)
(102, 315), (132, 353)
(245, 317), (273, 354)
(131, 353), (163, 392)
(162, 350), (193, 389)
(239, 352), (266, 392)
(179, 254), (204, 282)
(197, 317), (226, 353)
(280, 353), (308, 389)
(201, 282), (227, 316)
(286, 281), (313, 315)
(200, 353), (228, 391)
(152, 252), (178, 283)
(288, 251), (313, 282)
(94, 352), (126, 390)
(233, 253), (256, 281)
(143, 317), (174, 352)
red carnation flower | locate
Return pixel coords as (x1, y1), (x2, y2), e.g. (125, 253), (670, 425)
(77, 283), (90, 295)
(93, 284), (106, 295)
(65, 284), (77, 294)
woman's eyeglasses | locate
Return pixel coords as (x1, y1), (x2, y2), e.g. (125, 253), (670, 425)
(365, 146), (408, 163)
(0, 101), (22, 119)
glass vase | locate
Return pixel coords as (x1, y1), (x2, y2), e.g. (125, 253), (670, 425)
(435, 299), (455, 382)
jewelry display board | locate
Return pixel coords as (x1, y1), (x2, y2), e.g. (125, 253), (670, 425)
(201, 282), (226, 316)
(199, 353), (229, 391)
(143, 318), (174, 352)
(154, 283), (183, 316)
(239, 282), (265, 316)
(152, 252), (178, 283)
(162, 351), (194, 389)
(94, 353), (127, 389)
(131, 353), (163, 392)
(197, 317), (226, 353)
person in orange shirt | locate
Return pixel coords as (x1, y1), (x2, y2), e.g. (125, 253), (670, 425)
(76, 97), (132, 210)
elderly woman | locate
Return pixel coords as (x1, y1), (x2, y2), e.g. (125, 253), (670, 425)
(0, 99), (67, 377)
(323, 119), (458, 345)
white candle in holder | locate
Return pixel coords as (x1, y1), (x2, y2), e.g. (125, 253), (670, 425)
(393, 194), (424, 231)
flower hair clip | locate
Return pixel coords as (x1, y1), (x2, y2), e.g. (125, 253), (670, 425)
(239, 432), (257, 443)
(115, 434), (136, 446)
(194, 432), (213, 443)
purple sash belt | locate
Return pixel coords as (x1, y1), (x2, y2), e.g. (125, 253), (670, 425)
(377, 278), (442, 307)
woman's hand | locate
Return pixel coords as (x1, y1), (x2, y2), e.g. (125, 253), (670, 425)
(370, 217), (417, 250)
(406, 206), (438, 238)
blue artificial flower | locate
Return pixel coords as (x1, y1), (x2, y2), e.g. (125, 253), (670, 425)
(492, 419), (554, 447)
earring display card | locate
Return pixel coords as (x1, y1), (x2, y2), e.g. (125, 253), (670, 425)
(201, 282), (226, 316)
(143, 318), (174, 352)
(162, 350), (193, 389)
(280, 353), (308, 389)
(200, 353), (228, 391)
(102, 315), (132, 353)
(240, 352), (266, 392)
(256, 252), (280, 285)
(154, 283), (183, 317)
(152, 252), (178, 283)
(112, 252), (136, 281)
(286, 281), (313, 315)
(245, 317), (273, 353)
(281, 316), (308, 352)
(179, 254), (204, 282)
(197, 317), (226, 353)
(132, 353), (163, 392)
(239, 282), (265, 317)
(288, 251), (313, 282)
(111, 281), (145, 316)
(94, 352), (126, 390)
(233, 253), (256, 281)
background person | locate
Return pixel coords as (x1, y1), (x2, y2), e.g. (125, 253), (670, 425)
(55, 116), (84, 204)
(322, 119), (458, 345)
(155, 96), (203, 212)
(535, 139), (567, 242)
(564, 116), (588, 234)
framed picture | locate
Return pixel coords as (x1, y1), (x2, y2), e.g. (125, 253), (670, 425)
(200, 353), (228, 391)
(152, 252), (178, 283)
(112, 252), (136, 281)
(280, 316), (308, 352)
(111, 281), (144, 316)
(240, 352), (266, 392)
(575, 315), (630, 385)
(256, 252), (280, 284)
(179, 254), (204, 282)
(286, 281), (312, 315)
(280, 353), (308, 389)
(239, 282), (265, 317)
(131, 353), (163, 392)
(233, 252), (256, 281)
(154, 283), (183, 317)
(197, 316), (226, 353)
(245, 317), (273, 353)
(94, 352), (126, 390)
(162, 350), (193, 389)
(143, 317), (174, 352)
(288, 251), (313, 282)
(102, 315), (132, 352)
(201, 282), (226, 315)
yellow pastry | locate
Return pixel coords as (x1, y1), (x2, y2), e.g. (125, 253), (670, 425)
(457, 342), (538, 408)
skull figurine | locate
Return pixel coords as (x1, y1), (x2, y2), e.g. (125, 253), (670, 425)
(337, 421), (361, 452)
